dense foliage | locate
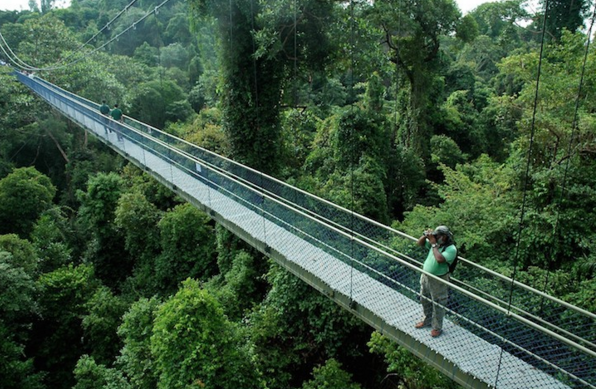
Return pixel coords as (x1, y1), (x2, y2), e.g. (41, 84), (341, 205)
(1, 0), (595, 388)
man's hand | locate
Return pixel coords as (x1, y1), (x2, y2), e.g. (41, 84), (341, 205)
(424, 229), (437, 244)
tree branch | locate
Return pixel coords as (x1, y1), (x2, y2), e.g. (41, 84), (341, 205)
(45, 128), (69, 163)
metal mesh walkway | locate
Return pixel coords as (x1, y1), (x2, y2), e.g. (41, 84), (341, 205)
(15, 72), (596, 389)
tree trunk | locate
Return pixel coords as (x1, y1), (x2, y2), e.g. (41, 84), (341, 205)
(46, 128), (69, 163)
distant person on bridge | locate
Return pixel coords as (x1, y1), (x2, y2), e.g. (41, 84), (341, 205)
(99, 100), (111, 134)
(415, 225), (457, 337)
(99, 100), (110, 116)
(110, 104), (124, 141)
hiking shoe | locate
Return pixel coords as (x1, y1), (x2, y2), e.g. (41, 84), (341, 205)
(415, 321), (430, 329)
(430, 329), (442, 337)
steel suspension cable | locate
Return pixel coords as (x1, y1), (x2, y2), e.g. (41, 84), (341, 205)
(0, 31), (38, 71)
(496, 0), (551, 385)
(506, 0), (550, 315)
(247, 0), (268, 247)
(395, 0), (402, 144)
(348, 0), (356, 304)
(0, 0), (174, 72)
(59, 0), (140, 64)
(293, 0), (298, 109)
(539, 0), (596, 306)
(47, 0), (174, 71)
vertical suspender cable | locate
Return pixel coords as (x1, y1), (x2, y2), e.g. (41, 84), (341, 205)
(248, 0), (267, 245)
(292, 0), (298, 179)
(539, 0), (596, 308)
(348, 0), (355, 304)
(292, 0), (299, 208)
(293, 0), (298, 109)
(495, 0), (550, 385)
(506, 0), (549, 316)
(395, 0), (402, 144)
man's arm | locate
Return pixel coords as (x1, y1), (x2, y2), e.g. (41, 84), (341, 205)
(432, 247), (447, 263)
(416, 234), (427, 247)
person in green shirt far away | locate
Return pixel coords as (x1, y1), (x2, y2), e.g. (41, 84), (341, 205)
(110, 104), (124, 141)
(415, 225), (457, 338)
(99, 100), (111, 134)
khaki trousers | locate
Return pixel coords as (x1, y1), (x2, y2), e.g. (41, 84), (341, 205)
(420, 273), (450, 331)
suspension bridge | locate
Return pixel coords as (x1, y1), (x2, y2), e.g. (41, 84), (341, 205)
(14, 71), (596, 389)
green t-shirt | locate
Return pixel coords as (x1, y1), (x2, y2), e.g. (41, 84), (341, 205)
(422, 242), (457, 276)
(99, 104), (110, 115)
(111, 108), (123, 121)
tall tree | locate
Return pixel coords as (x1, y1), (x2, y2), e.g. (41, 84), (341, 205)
(470, 0), (529, 40)
(16, 14), (79, 67)
(248, 265), (371, 389)
(128, 80), (190, 128)
(0, 167), (56, 238)
(114, 191), (162, 295)
(464, 0), (530, 81)
(189, 0), (334, 174)
(41, 0), (55, 14)
(155, 203), (217, 295)
(0, 69), (37, 177)
(497, 30), (596, 270)
(189, 0), (275, 173)
(115, 297), (162, 389)
(76, 172), (130, 289)
(0, 315), (45, 389)
(301, 359), (361, 389)
(369, 0), (462, 160)
(72, 355), (131, 389)
(150, 279), (264, 389)
(541, 0), (589, 40)
(0, 234), (40, 277)
(31, 264), (100, 389)
(30, 208), (73, 273)
(81, 286), (129, 365)
(0, 251), (39, 385)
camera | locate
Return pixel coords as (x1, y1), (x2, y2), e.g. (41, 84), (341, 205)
(423, 230), (437, 237)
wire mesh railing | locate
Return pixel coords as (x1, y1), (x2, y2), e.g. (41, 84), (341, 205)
(15, 71), (596, 389)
